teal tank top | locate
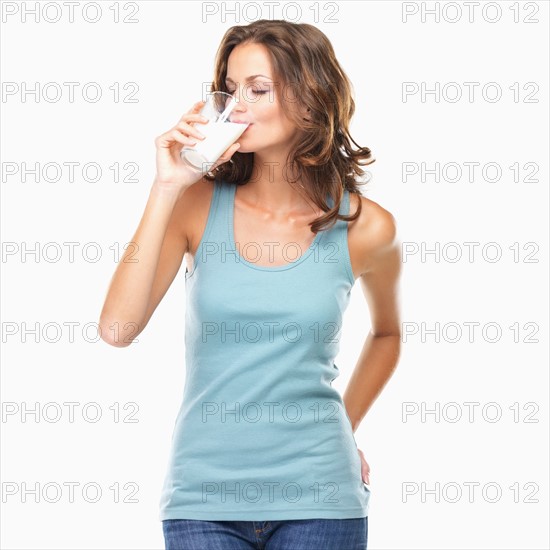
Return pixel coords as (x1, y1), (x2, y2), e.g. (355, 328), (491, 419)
(159, 179), (371, 521)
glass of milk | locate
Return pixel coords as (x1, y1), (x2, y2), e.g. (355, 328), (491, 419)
(180, 91), (249, 173)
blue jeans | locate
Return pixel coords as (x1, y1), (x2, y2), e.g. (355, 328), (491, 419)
(162, 517), (368, 549)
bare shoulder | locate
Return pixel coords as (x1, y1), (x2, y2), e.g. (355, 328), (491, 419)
(347, 191), (399, 277)
(175, 176), (216, 258)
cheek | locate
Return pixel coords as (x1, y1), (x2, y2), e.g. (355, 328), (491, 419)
(260, 104), (292, 131)
(254, 101), (278, 123)
(250, 101), (296, 138)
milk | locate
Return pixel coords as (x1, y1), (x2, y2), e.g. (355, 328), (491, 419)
(182, 121), (249, 171)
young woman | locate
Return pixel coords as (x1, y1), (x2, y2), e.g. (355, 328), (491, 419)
(100, 19), (401, 550)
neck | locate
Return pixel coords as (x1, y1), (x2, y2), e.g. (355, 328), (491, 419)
(245, 151), (313, 214)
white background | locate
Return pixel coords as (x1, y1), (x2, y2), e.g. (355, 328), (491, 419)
(1, 1), (548, 549)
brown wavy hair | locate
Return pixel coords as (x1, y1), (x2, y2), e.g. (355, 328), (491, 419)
(205, 19), (375, 233)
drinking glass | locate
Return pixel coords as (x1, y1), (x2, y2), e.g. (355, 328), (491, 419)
(180, 91), (249, 173)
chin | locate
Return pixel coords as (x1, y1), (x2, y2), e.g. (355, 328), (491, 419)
(236, 142), (254, 154)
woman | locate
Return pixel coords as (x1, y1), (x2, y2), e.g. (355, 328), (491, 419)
(99, 19), (401, 550)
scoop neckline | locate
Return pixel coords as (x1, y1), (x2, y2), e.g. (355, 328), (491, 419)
(227, 183), (325, 272)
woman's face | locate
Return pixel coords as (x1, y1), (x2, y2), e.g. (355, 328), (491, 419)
(225, 42), (302, 156)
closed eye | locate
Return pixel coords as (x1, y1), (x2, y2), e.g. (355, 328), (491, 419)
(227, 90), (268, 95)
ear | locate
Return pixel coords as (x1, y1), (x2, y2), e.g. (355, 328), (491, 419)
(301, 106), (311, 122)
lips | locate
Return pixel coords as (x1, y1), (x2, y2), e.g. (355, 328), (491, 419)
(236, 123), (252, 134)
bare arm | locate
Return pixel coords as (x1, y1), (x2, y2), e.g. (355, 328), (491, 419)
(98, 182), (188, 347)
(343, 202), (402, 433)
(98, 100), (241, 347)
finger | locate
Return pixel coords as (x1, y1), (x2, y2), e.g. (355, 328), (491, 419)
(175, 120), (208, 141)
(178, 114), (209, 127)
(180, 113), (209, 124)
(211, 142), (241, 169)
(183, 100), (206, 118)
(156, 129), (198, 149)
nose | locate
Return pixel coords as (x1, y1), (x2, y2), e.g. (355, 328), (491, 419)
(224, 89), (247, 124)
(229, 89), (247, 114)
(233, 101), (246, 116)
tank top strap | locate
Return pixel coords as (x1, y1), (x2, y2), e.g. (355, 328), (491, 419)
(185, 179), (228, 279)
(203, 179), (232, 242)
(337, 187), (351, 216)
(318, 187), (355, 287)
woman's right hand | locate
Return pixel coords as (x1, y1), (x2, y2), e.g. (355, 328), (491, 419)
(153, 101), (241, 194)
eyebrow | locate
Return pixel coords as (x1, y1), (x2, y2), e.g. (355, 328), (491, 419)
(225, 75), (272, 83)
